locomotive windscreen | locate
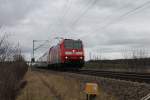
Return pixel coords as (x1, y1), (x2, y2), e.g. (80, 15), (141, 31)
(64, 39), (82, 49)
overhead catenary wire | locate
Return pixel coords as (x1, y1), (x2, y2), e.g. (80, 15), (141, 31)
(97, 0), (142, 26)
(61, 0), (73, 33)
(61, 0), (72, 22)
(87, 0), (150, 59)
(101, 0), (150, 29)
(90, 0), (150, 36)
(50, 1), (150, 38)
(54, 0), (95, 35)
(70, 0), (98, 28)
(51, 0), (71, 34)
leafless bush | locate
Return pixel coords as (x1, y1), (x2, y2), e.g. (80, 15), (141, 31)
(131, 48), (148, 59)
(0, 33), (25, 62)
(0, 34), (15, 62)
(121, 48), (149, 70)
(122, 48), (148, 59)
(0, 33), (28, 100)
(0, 62), (28, 100)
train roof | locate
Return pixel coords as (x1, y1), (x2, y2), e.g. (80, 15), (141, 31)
(58, 38), (82, 45)
(63, 38), (81, 41)
(49, 38), (82, 49)
(62, 39), (82, 43)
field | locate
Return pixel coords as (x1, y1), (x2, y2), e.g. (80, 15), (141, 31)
(17, 70), (116, 100)
(1, 62), (149, 100)
(84, 59), (150, 73)
(16, 68), (150, 100)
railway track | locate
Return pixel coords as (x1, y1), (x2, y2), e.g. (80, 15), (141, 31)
(33, 67), (150, 83)
(70, 69), (150, 83)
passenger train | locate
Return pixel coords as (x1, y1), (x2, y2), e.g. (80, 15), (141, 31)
(38, 39), (84, 69)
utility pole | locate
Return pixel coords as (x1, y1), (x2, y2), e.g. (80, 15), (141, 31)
(31, 40), (50, 63)
(31, 40), (35, 63)
(33, 40), (35, 61)
(31, 38), (63, 63)
(89, 52), (91, 61)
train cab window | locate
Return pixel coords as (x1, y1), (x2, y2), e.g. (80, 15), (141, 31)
(64, 40), (73, 49)
(74, 41), (82, 49)
(64, 40), (82, 49)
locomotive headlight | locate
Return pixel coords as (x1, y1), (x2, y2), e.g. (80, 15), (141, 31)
(80, 57), (83, 59)
(65, 51), (72, 55)
(65, 56), (68, 59)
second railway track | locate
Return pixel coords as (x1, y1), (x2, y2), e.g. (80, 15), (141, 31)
(33, 67), (150, 83)
(70, 69), (150, 83)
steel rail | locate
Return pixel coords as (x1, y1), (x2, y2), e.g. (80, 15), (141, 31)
(72, 69), (150, 83)
(33, 67), (150, 83)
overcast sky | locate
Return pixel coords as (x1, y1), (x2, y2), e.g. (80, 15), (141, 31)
(0, 0), (150, 60)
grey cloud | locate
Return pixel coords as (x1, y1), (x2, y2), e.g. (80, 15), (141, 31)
(1, 0), (150, 60)
(0, 0), (42, 26)
(78, 0), (146, 10)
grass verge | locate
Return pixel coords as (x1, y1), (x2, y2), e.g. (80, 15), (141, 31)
(17, 70), (116, 100)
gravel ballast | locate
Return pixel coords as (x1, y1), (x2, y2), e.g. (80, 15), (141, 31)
(56, 71), (150, 100)
(34, 69), (150, 100)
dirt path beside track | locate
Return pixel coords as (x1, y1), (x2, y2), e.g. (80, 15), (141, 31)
(16, 71), (60, 100)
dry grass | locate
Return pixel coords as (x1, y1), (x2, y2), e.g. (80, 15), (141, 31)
(0, 62), (28, 100)
(16, 71), (58, 100)
(17, 70), (116, 100)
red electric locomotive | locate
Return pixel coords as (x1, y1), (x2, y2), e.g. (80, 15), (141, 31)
(48, 39), (84, 69)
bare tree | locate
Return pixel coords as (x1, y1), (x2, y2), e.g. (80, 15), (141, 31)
(0, 34), (10, 62)
(130, 48), (148, 59)
(0, 32), (27, 100)
(121, 48), (130, 59)
(13, 42), (25, 62)
(0, 33), (25, 62)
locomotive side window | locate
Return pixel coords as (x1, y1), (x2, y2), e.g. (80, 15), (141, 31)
(64, 40), (82, 49)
